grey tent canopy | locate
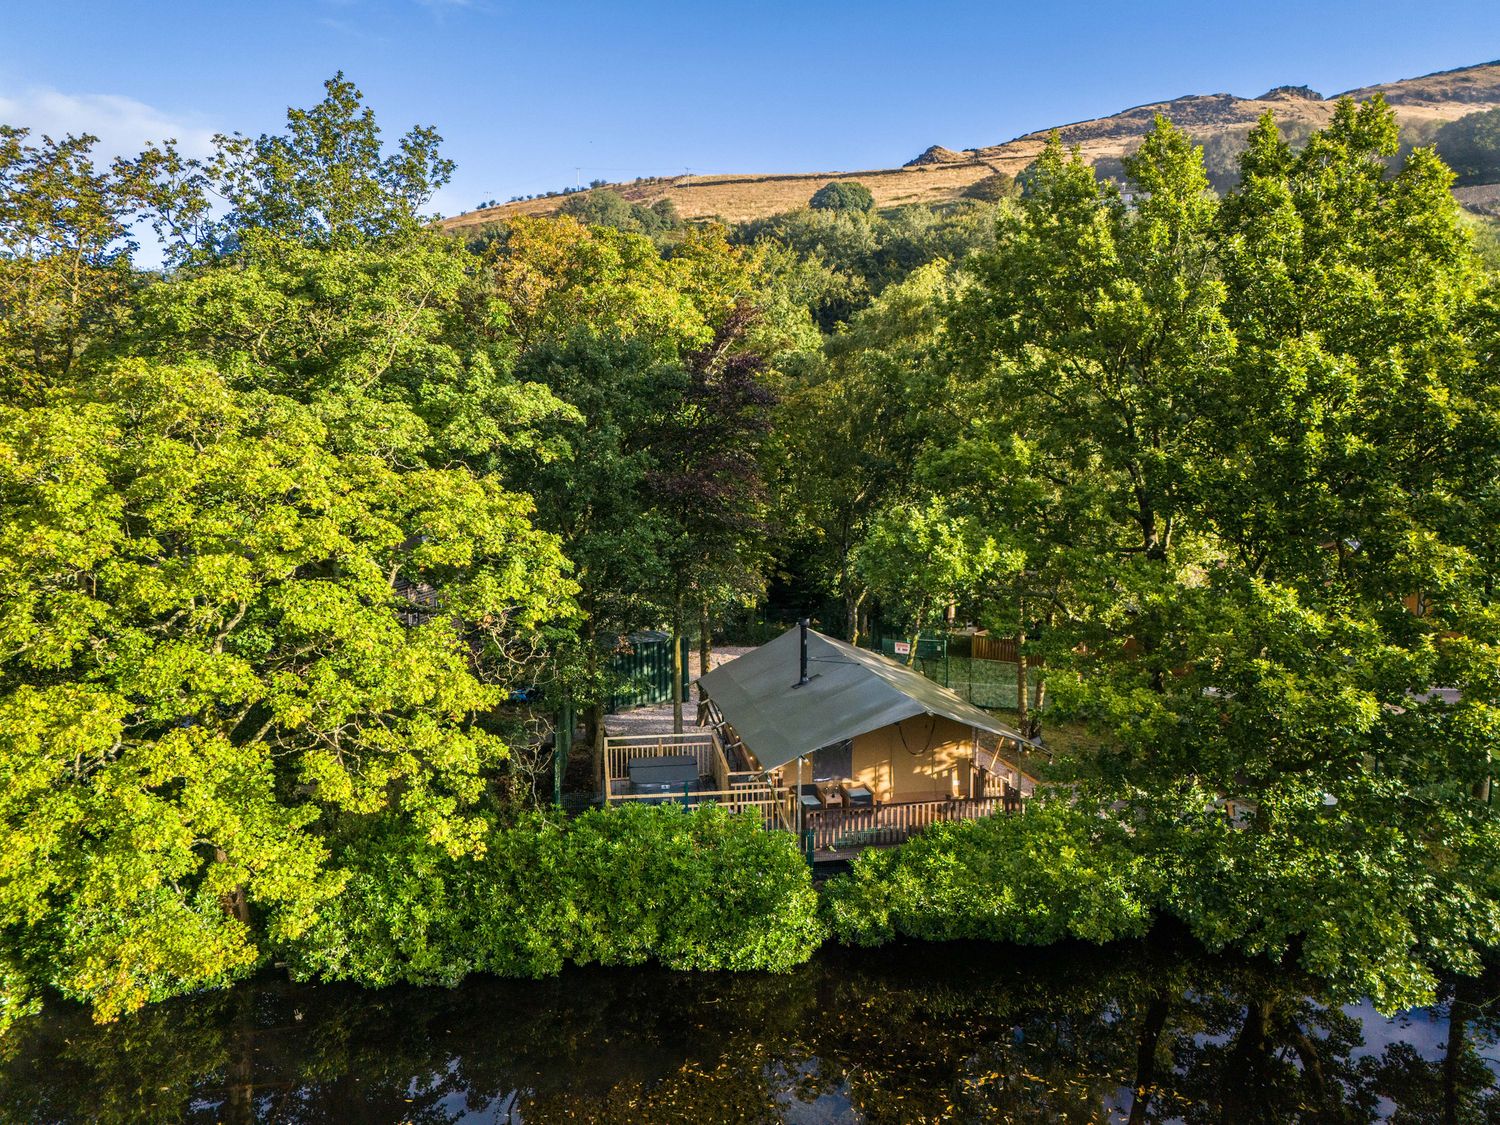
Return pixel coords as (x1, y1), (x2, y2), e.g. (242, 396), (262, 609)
(698, 626), (1031, 773)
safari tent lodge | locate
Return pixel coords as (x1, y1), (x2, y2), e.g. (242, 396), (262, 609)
(599, 624), (1037, 857)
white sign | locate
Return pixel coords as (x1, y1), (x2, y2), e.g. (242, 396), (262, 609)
(893, 641), (911, 656)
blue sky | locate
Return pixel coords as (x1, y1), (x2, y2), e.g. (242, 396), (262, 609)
(2, 1), (1498, 218)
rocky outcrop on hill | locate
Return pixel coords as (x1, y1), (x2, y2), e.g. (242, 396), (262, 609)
(904, 145), (974, 167)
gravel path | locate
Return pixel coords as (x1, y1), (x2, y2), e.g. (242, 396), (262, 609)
(603, 644), (753, 736)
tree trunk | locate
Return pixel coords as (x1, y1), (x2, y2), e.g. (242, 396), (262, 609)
(582, 619), (602, 784)
(699, 600), (711, 677)
(224, 989), (256, 1125)
(1015, 629), (1029, 727)
(215, 847), (250, 927)
(1128, 995), (1171, 1125)
(848, 586), (867, 646)
(906, 606), (924, 666)
(672, 602), (685, 734)
(1442, 977), (1476, 1125)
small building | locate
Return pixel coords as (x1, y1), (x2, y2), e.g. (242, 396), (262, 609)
(598, 625), (1037, 858)
(699, 625), (1035, 822)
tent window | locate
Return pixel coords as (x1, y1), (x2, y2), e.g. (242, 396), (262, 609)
(808, 739), (853, 779)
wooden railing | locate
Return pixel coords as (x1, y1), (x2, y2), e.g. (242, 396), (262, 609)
(602, 731), (725, 796)
(803, 796), (1011, 852)
(600, 731), (788, 829)
(609, 785), (790, 830)
(974, 742), (1039, 798)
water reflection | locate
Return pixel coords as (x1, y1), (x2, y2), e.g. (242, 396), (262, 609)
(2, 935), (1496, 1123)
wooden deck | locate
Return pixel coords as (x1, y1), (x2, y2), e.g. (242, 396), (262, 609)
(803, 795), (1017, 856)
(600, 731), (792, 831)
(599, 730), (1033, 857)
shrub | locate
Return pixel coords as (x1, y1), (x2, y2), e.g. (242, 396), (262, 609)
(559, 804), (824, 971)
(962, 171), (1018, 202)
(285, 816), (571, 986)
(810, 181), (875, 212)
(821, 801), (1156, 947)
(287, 805), (824, 986)
(1434, 107), (1500, 186)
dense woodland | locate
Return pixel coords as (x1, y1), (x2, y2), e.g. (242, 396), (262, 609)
(3, 76), (1500, 1029)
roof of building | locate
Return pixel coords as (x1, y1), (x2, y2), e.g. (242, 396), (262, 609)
(697, 625), (1030, 772)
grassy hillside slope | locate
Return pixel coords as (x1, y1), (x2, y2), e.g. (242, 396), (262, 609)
(442, 59), (1500, 233)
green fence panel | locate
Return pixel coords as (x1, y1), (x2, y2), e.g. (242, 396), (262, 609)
(605, 632), (691, 713)
(868, 634), (1041, 712)
(879, 634), (948, 661)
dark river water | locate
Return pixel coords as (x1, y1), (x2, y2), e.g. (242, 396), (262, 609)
(2, 934), (1497, 1123)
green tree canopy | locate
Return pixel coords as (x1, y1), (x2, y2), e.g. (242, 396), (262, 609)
(0, 360), (573, 1023)
(939, 100), (1500, 1009)
(1435, 107), (1500, 186)
(809, 180), (875, 213)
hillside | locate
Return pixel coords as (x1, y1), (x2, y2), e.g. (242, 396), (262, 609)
(442, 59), (1500, 234)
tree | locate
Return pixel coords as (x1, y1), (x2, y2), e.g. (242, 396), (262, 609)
(809, 181), (875, 213)
(946, 103), (1500, 1009)
(559, 188), (684, 244)
(215, 72), (453, 249)
(0, 128), (137, 400)
(854, 498), (1012, 661)
(1435, 107), (1500, 186)
(651, 302), (778, 718)
(486, 216), (780, 732)
(0, 359), (573, 1023)
(772, 261), (963, 641)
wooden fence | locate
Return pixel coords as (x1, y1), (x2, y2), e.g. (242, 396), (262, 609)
(600, 732), (790, 830)
(974, 742), (1039, 800)
(802, 796), (1011, 852)
(602, 732), (726, 795)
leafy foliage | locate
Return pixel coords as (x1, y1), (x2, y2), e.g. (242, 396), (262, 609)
(292, 805), (825, 985)
(3, 66), (1500, 1034)
(0, 358), (571, 1022)
(822, 801), (1156, 946)
(559, 188), (684, 244)
(809, 181), (875, 213)
(1436, 107), (1500, 186)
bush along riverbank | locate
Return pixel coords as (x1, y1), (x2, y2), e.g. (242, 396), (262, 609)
(287, 804), (826, 987)
(252, 787), (1500, 1016)
(5, 793), (1498, 1030)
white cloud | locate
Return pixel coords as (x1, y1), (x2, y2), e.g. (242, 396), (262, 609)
(0, 87), (218, 162)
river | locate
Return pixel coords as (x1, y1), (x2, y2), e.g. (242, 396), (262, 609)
(2, 933), (1496, 1123)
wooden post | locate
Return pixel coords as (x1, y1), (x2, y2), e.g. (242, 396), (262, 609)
(554, 700), (572, 808)
(1015, 625), (1029, 728)
(699, 601), (711, 677)
(672, 625), (684, 734)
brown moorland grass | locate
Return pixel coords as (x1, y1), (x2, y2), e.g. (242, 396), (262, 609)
(442, 59), (1500, 233)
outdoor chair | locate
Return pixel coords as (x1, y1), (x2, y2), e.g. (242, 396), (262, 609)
(792, 782), (826, 813)
(841, 782), (875, 809)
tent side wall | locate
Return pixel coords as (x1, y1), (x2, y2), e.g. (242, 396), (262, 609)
(850, 715), (976, 803)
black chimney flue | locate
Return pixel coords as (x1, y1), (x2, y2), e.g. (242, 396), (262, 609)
(796, 617), (810, 687)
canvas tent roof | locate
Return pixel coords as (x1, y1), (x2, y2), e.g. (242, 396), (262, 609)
(698, 626), (1030, 773)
